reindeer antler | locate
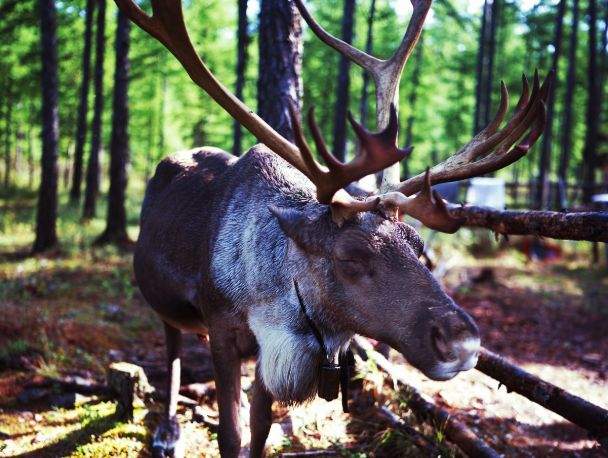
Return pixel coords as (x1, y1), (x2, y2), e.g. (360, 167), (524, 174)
(378, 72), (551, 233)
(120, 0), (552, 234)
(294, 0), (431, 129)
(115, 0), (413, 211)
(397, 71), (553, 197)
(289, 103), (412, 203)
(294, 0), (552, 232)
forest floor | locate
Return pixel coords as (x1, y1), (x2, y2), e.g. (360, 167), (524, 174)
(1, 188), (607, 457)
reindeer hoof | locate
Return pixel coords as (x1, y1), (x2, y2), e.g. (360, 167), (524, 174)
(152, 416), (183, 458)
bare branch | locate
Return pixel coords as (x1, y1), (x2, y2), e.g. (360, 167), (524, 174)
(449, 206), (608, 242)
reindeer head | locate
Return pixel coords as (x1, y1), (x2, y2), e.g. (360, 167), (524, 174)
(117, 0), (550, 381)
(272, 203), (479, 380)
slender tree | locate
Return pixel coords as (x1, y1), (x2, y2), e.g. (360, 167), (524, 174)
(3, 77), (12, 190)
(473, 0), (490, 134)
(359, 0), (376, 129)
(332, 0), (356, 162)
(257, 0), (303, 142)
(83, 0), (106, 218)
(33, 0), (59, 253)
(232, 0), (249, 156)
(582, 0), (600, 204)
(96, 10), (131, 246)
(558, 0), (579, 200)
(70, 0), (96, 203)
(536, 0), (566, 209)
(403, 33), (424, 179)
(483, 0), (500, 126)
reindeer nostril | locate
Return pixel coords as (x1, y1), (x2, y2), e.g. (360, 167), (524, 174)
(431, 325), (451, 362)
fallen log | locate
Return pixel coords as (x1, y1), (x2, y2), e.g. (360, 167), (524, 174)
(476, 348), (608, 440)
(353, 336), (500, 458)
(449, 206), (608, 242)
(279, 451), (338, 457)
(377, 405), (440, 456)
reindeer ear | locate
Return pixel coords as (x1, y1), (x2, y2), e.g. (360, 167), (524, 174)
(269, 205), (330, 254)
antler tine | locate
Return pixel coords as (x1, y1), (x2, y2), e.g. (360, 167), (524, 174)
(373, 169), (465, 232)
(346, 104), (414, 171)
(396, 71), (553, 196)
(115, 0), (309, 174)
(388, 0), (433, 72)
(287, 102), (325, 183)
(294, 0), (431, 81)
(293, 0), (382, 74)
(286, 103), (412, 205)
(307, 108), (343, 170)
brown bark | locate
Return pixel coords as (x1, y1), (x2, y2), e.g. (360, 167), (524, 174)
(483, 0), (500, 126)
(257, 0), (302, 142)
(70, 0), (95, 203)
(232, 0), (249, 156)
(403, 33), (424, 179)
(537, 0), (566, 209)
(96, 10), (131, 246)
(359, 0), (376, 128)
(449, 205), (608, 242)
(83, 0), (106, 219)
(473, 0), (490, 134)
(377, 406), (441, 455)
(332, 0), (356, 162)
(353, 337), (500, 458)
(33, 0), (60, 253)
(477, 349), (608, 440)
(558, 0), (579, 195)
(582, 0), (600, 204)
(3, 77), (12, 190)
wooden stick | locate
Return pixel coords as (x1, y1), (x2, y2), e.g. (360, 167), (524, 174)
(449, 206), (608, 242)
(476, 348), (608, 439)
(279, 451), (338, 457)
(377, 405), (440, 455)
(353, 336), (500, 458)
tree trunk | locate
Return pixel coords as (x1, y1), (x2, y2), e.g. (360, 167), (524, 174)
(536, 0), (566, 209)
(582, 0), (600, 204)
(33, 0), (60, 253)
(482, 0), (500, 126)
(27, 99), (36, 189)
(557, 0), (579, 199)
(83, 0), (106, 219)
(403, 33), (424, 179)
(257, 0), (303, 142)
(332, 0), (356, 162)
(359, 0), (376, 129)
(232, 0), (249, 156)
(473, 0), (490, 134)
(70, 0), (95, 203)
(96, 10), (130, 246)
(3, 78), (12, 190)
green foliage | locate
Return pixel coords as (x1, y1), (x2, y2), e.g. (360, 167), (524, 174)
(1, 0), (603, 195)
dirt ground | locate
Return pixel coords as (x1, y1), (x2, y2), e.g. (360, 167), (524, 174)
(0, 239), (607, 457)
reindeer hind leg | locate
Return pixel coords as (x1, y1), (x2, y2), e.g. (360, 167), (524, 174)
(152, 321), (183, 458)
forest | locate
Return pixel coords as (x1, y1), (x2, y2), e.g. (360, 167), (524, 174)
(0, 0), (607, 456)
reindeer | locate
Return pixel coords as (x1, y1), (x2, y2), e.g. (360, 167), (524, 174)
(115, 0), (550, 456)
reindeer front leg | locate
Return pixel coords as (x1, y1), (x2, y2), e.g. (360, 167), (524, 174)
(152, 322), (183, 458)
(249, 369), (273, 458)
(209, 326), (243, 458)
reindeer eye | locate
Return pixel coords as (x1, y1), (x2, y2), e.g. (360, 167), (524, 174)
(336, 257), (373, 279)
